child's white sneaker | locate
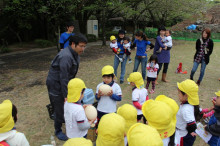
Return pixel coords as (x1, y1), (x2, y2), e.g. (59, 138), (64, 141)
(128, 60), (132, 64)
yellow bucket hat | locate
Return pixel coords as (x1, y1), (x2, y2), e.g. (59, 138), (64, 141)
(215, 90), (220, 97)
(110, 35), (116, 41)
(127, 72), (144, 89)
(67, 78), (86, 103)
(0, 100), (14, 133)
(63, 138), (93, 146)
(155, 95), (179, 128)
(117, 104), (137, 134)
(142, 99), (175, 139)
(127, 123), (163, 146)
(102, 65), (115, 76)
(177, 79), (199, 105)
(96, 113), (125, 146)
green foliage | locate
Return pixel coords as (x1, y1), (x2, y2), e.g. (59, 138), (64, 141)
(0, 46), (11, 53)
(86, 34), (97, 42)
(105, 31), (118, 40)
(34, 39), (54, 48)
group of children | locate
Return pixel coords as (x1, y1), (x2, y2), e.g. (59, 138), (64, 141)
(110, 29), (173, 94)
(1, 64), (220, 146)
(61, 65), (219, 146)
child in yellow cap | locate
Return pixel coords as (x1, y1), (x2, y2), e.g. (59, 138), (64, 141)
(175, 79), (200, 146)
(127, 123), (163, 146)
(64, 78), (96, 139)
(110, 35), (120, 55)
(117, 104), (137, 145)
(0, 100), (29, 146)
(63, 138), (93, 146)
(96, 113), (125, 146)
(127, 72), (148, 123)
(205, 90), (220, 146)
(96, 65), (122, 126)
(142, 95), (178, 146)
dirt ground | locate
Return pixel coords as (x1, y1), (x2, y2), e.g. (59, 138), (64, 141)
(0, 40), (220, 145)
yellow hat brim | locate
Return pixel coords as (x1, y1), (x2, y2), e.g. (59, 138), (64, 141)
(0, 100), (14, 133)
(142, 100), (175, 139)
(67, 78), (86, 103)
(127, 123), (163, 146)
(177, 81), (199, 105)
(215, 91), (220, 97)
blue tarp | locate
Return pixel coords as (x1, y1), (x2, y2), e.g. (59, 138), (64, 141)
(187, 24), (197, 30)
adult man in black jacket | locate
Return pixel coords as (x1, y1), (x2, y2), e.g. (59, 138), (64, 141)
(46, 34), (87, 141)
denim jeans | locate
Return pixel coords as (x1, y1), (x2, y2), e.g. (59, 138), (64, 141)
(114, 54), (128, 81)
(133, 56), (148, 79)
(190, 59), (207, 81)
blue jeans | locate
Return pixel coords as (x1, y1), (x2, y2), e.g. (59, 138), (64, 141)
(114, 54), (128, 81)
(133, 56), (147, 79)
(190, 59), (207, 81)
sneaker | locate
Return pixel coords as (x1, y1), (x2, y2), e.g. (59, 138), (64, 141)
(149, 89), (155, 94)
(128, 60), (132, 64)
(120, 80), (124, 84)
(55, 131), (68, 141)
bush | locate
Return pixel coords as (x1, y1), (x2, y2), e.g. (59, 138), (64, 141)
(86, 34), (97, 42)
(0, 46), (11, 53)
(105, 31), (118, 40)
(34, 39), (54, 48)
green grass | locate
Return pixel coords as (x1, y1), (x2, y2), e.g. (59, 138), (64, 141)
(0, 40), (220, 145)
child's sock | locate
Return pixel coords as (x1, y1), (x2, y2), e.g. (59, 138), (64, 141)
(146, 81), (150, 89)
(152, 81), (156, 90)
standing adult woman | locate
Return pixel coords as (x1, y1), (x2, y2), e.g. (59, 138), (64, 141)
(132, 31), (154, 80)
(114, 30), (128, 84)
(153, 26), (170, 84)
(190, 28), (214, 85)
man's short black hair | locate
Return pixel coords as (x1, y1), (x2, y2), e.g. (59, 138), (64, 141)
(66, 21), (74, 27)
(69, 34), (88, 46)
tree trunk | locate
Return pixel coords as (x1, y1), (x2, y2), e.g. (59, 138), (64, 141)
(102, 7), (106, 46)
(8, 26), (22, 43)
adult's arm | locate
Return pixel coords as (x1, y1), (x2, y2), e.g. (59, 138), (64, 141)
(59, 57), (72, 98)
(130, 39), (137, 49)
(59, 33), (65, 49)
(156, 36), (165, 48)
(147, 41), (154, 49)
(195, 39), (200, 51)
(208, 39), (214, 55)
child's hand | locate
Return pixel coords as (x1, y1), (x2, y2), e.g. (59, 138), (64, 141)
(164, 46), (167, 50)
(190, 132), (197, 137)
(64, 98), (67, 103)
(89, 118), (96, 125)
(107, 90), (113, 97)
(83, 104), (92, 109)
(98, 90), (104, 98)
(204, 125), (209, 134)
(146, 48), (150, 52)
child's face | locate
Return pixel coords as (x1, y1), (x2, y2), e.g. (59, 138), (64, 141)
(151, 60), (156, 64)
(112, 39), (117, 43)
(79, 92), (84, 101)
(165, 31), (170, 36)
(160, 30), (165, 36)
(102, 76), (113, 84)
(119, 34), (125, 39)
(178, 89), (188, 102)
(124, 40), (129, 44)
(135, 36), (142, 41)
(216, 96), (220, 106)
(202, 31), (208, 39)
(130, 82), (135, 87)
